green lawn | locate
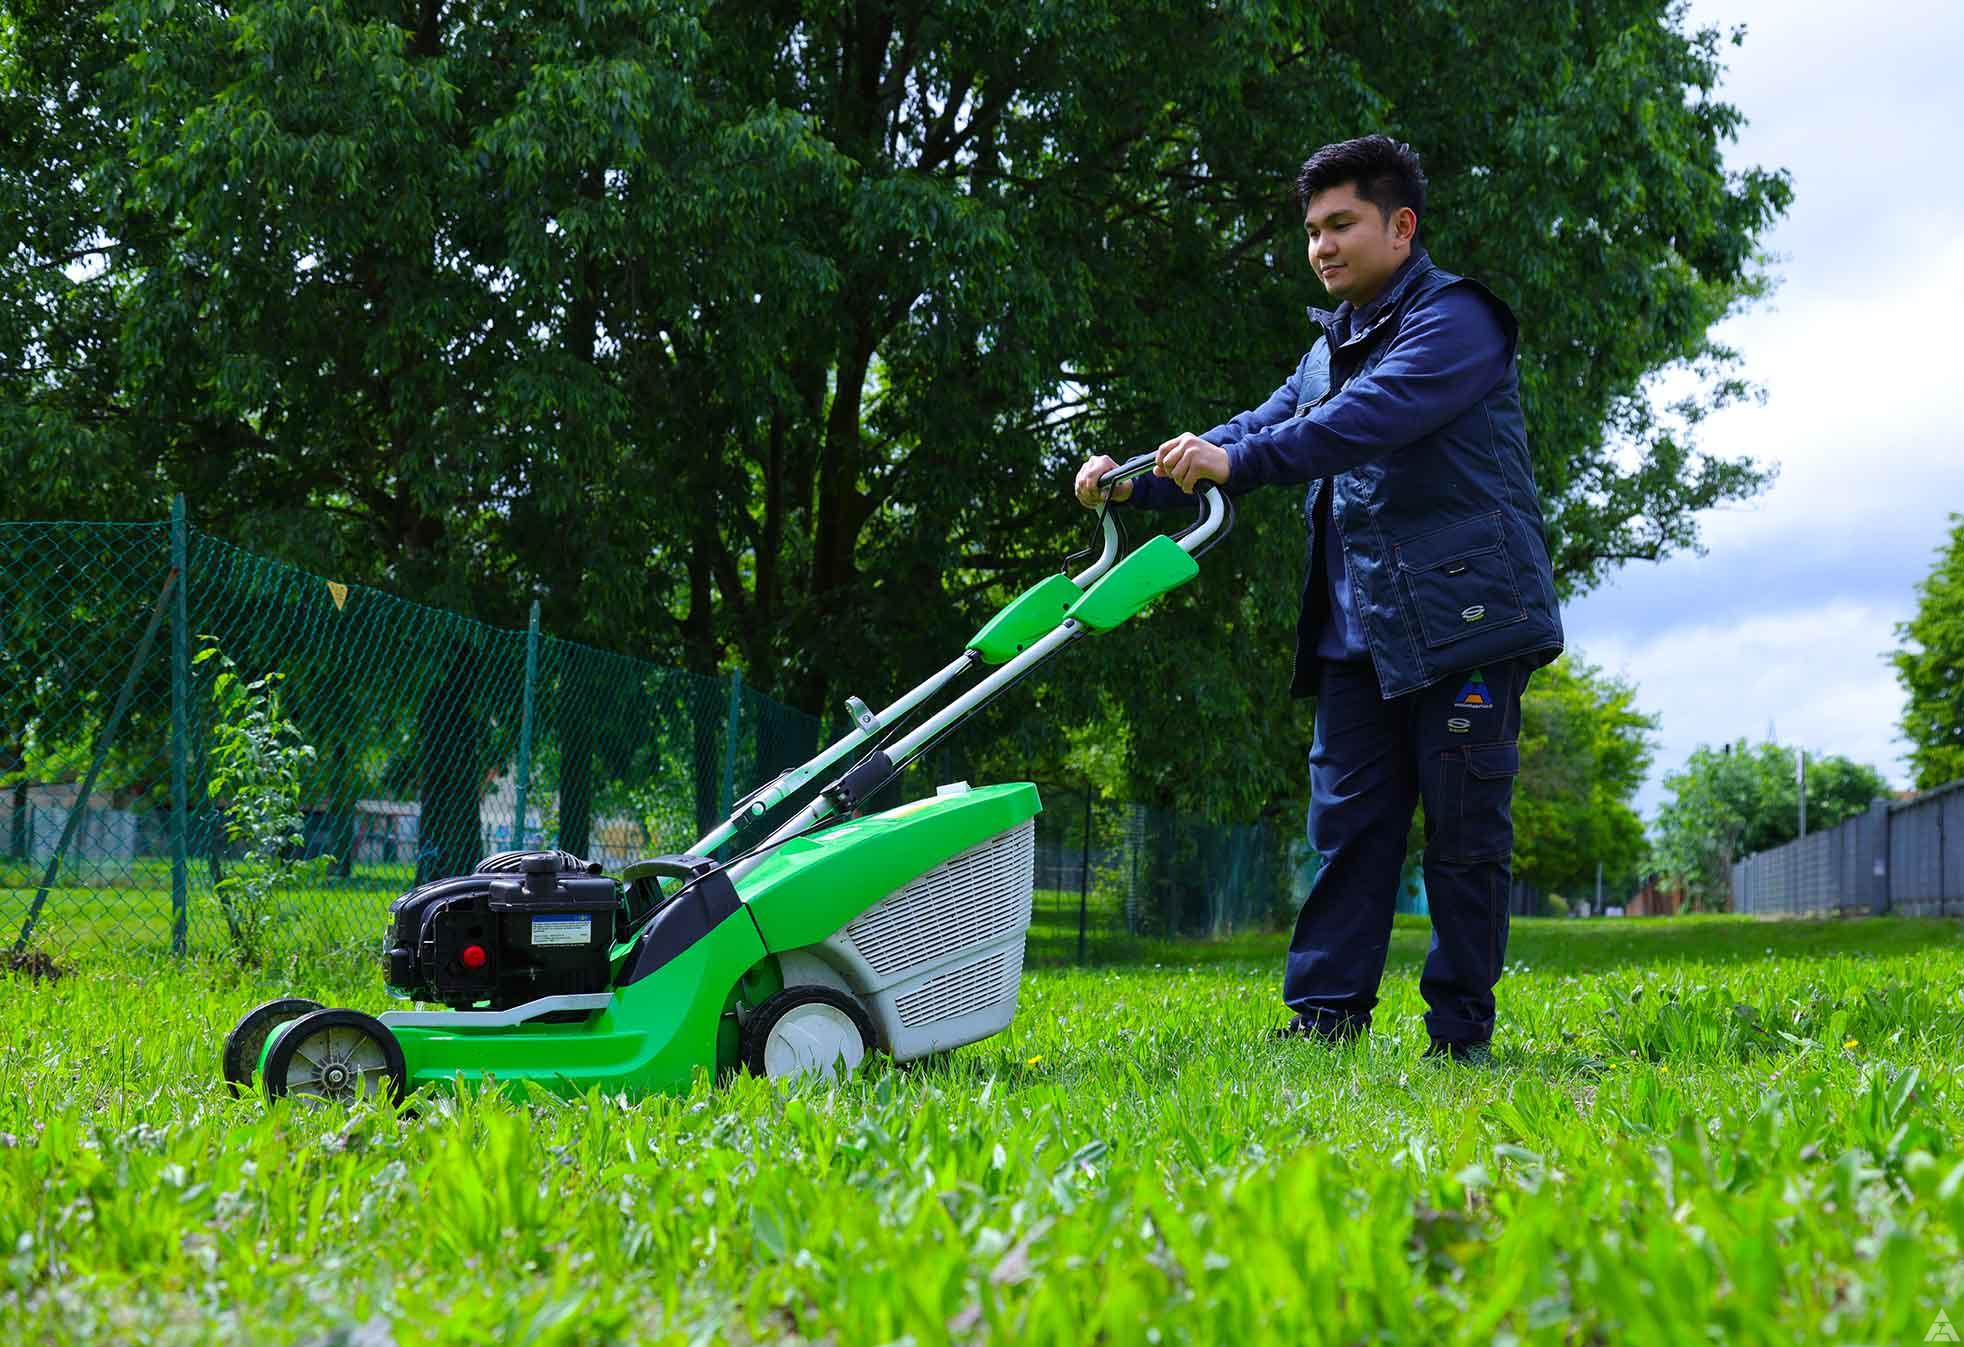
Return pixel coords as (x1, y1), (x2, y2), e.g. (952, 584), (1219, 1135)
(4, 873), (1134, 965)
(4, 914), (1964, 1344)
(1, 858), (416, 959)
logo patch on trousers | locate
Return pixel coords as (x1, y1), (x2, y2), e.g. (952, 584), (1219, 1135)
(1447, 717), (1472, 734)
(1453, 670), (1492, 710)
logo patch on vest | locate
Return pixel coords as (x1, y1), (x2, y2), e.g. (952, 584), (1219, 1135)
(1453, 670), (1493, 710)
(1446, 717), (1472, 734)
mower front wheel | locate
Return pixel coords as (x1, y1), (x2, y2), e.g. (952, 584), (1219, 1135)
(263, 1008), (408, 1106)
(742, 986), (876, 1084)
(222, 997), (324, 1097)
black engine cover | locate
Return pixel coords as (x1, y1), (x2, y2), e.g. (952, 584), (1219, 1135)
(384, 852), (620, 1011)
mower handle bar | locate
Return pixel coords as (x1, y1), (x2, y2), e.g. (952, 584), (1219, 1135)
(1070, 511), (1122, 587)
(1094, 449), (1229, 532)
(1096, 450), (1161, 490)
(1094, 449), (1232, 555)
(708, 451), (1231, 874)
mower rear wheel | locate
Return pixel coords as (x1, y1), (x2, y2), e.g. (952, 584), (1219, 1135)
(222, 997), (324, 1097)
(262, 1008), (407, 1106)
(742, 987), (875, 1084)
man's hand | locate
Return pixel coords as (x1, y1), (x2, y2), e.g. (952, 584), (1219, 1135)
(1155, 434), (1230, 493)
(1074, 455), (1132, 508)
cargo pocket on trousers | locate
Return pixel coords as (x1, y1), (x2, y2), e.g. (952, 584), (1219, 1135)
(1445, 739), (1519, 863)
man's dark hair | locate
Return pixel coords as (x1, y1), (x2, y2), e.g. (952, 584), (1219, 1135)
(1295, 135), (1427, 236)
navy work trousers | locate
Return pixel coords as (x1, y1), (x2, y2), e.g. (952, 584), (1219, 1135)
(1284, 656), (1530, 1046)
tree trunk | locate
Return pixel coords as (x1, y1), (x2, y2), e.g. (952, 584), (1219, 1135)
(556, 668), (596, 859)
(690, 695), (722, 842)
(813, 323), (874, 606)
(320, 737), (355, 879)
(677, 517), (725, 839)
(416, 641), (484, 882)
(3, 742), (24, 862)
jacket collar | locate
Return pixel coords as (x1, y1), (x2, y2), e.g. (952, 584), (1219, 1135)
(1308, 246), (1434, 346)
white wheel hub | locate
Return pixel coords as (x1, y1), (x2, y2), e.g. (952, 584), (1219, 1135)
(762, 1002), (866, 1083)
(283, 1026), (392, 1101)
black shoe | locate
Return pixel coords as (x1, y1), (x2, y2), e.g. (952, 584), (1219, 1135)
(1423, 1038), (1493, 1066)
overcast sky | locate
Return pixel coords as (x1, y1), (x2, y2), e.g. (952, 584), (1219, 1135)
(1560, 0), (1964, 819)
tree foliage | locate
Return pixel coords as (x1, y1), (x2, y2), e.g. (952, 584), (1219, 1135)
(1, 0), (1792, 828)
(1510, 655), (1656, 901)
(1652, 740), (1890, 909)
(1893, 513), (1964, 791)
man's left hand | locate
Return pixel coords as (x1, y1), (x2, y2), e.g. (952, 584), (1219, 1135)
(1155, 433), (1230, 493)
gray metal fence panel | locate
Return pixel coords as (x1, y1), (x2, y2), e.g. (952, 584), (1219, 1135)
(1888, 784), (1956, 917)
(1892, 795), (1934, 915)
(1858, 800), (1892, 916)
(1899, 785), (1959, 917)
(1952, 791), (1964, 916)
(1732, 781), (1960, 917)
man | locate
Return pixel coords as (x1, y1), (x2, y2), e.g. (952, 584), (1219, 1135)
(1073, 135), (1563, 1063)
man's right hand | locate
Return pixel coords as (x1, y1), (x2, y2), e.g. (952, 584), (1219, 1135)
(1074, 455), (1133, 508)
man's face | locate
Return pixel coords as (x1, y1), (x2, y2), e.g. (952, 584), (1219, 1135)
(1303, 182), (1415, 307)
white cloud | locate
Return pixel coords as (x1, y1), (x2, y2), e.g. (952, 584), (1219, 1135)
(1689, 226), (1964, 558)
(1575, 600), (1911, 819)
(1561, 0), (1964, 817)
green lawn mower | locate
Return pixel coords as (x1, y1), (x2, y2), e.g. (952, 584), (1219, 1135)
(223, 455), (1231, 1104)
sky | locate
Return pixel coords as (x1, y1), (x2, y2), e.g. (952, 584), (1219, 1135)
(1560, 0), (1964, 819)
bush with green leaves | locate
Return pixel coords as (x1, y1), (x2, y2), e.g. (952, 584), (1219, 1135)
(197, 638), (332, 961)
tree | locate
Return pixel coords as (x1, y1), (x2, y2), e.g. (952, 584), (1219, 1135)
(1652, 740), (1889, 909)
(1, 0), (845, 873)
(1, 0), (1793, 834)
(1893, 514), (1964, 791)
(1510, 655), (1656, 902)
(1651, 743), (1756, 912)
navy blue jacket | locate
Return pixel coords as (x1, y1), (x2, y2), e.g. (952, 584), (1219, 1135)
(1126, 249), (1564, 699)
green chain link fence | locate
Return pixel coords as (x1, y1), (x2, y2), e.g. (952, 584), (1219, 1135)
(1025, 789), (1313, 963)
(3, 505), (824, 963)
(4, 504), (1306, 967)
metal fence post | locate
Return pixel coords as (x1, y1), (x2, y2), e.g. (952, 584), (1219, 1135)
(1941, 801), (1949, 919)
(1880, 799), (1892, 915)
(513, 600), (540, 851)
(13, 565), (177, 957)
(1077, 791), (1092, 965)
(722, 668), (742, 819)
(169, 495), (190, 956)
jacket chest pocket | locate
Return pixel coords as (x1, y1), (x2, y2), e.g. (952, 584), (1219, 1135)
(1393, 513), (1527, 649)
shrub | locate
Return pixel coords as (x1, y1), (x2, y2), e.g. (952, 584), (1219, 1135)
(198, 638), (332, 963)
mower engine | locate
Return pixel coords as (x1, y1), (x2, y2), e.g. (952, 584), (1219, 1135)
(384, 850), (620, 1011)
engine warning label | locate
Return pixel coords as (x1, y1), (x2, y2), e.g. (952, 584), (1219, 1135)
(531, 915), (592, 947)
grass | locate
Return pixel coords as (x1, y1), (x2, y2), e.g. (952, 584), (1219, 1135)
(3, 867), (1138, 965)
(5, 914), (1964, 1344)
(1, 857), (419, 957)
